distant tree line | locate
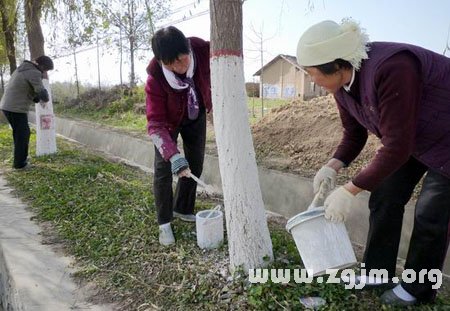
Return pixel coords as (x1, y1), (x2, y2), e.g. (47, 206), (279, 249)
(0, 0), (170, 94)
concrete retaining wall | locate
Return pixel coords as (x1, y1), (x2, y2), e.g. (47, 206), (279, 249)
(0, 243), (22, 311)
(28, 112), (450, 275)
(0, 175), (113, 311)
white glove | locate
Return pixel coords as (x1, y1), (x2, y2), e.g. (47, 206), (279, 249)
(324, 186), (357, 222)
(313, 166), (337, 194)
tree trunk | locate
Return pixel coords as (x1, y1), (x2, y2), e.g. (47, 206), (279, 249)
(0, 0), (17, 73)
(128, 0), (136, 88)
(119, 26), (123, 87)
(0, 66), (5, 91)
(96, 34), (101, 90)
(73, 49), (80, 99)
(25, 0), (45, 59)
(129, 38), (135, 88)
(209, 0), (273, 273)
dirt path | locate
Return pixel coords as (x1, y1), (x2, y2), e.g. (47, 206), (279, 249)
(207, 95), (381, 185)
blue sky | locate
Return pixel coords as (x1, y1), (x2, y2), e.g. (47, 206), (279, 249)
(176, 0), (450, 80)
(49, 0), (450, 84)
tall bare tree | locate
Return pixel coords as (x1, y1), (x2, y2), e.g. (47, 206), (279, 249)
(247, 24), (274, 118)
(0, 0), (18, 73)
(0, 20), (8, 90)
(210, 0), (273, 272)
(98, 0), (169, 88)
(0, 37), (8, 91)
(25, 0), (45, 59)
(0, 65), (6, 92)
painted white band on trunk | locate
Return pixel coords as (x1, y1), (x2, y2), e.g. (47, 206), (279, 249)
(210, 55), (273, 270)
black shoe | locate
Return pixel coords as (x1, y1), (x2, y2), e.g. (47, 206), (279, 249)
(14, 163), (32, 170)
(173, 211), (196, 222)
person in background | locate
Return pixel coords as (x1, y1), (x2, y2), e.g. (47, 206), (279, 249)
(0, 55), (54, 169)
(145, 26), (211, 246)
(296, 19), (450, 306)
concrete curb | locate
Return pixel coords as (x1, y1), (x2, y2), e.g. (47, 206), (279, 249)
(0, 175), (114, 310)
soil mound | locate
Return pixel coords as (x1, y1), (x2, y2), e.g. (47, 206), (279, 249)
(251, 95), (381, 183)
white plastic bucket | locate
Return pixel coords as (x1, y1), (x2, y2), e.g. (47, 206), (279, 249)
(196, 209), (224, 249)
(286, 208), (356, 276)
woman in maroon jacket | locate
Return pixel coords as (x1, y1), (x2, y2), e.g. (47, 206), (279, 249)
(145, 26), (211, 246)
(296, 19), (450, 306)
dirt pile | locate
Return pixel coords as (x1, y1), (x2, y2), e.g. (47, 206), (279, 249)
(251, 95), (381, 183)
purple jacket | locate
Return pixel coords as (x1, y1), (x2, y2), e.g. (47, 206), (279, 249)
(145, 37), (211, 161)
(334, 42), (450, 190)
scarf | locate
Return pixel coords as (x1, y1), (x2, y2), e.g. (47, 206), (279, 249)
(161, 52), (199, 120)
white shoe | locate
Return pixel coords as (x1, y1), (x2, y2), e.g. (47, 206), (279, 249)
(159, 223), (175, 246)
(173, 211), (196, 222)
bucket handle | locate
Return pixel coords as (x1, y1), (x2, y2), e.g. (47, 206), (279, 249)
(308, 179), (332, 210)
(205, 204), (222, 218)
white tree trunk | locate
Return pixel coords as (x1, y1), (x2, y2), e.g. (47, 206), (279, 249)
(35, 79), (57, 156)
(210, 54), (273, 272)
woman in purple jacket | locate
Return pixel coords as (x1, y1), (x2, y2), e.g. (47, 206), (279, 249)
(145, 26), (211, 246)
(296, 19), (450, 306)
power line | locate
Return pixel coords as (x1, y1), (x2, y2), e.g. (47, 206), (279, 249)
(157, 9), (209, 28)
(170, 1), (199, 14)
(50, 2), (209, 60)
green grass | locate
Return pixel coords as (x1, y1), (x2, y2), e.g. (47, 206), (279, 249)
(0, 124), (235, 309)
(1, 120), (449, 310)
(54, 96), (288, 132)
(53, 85), (147, 134)
(53, 105), (147, 134)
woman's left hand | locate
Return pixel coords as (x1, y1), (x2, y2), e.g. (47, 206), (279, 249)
(324, 183), (361, 222)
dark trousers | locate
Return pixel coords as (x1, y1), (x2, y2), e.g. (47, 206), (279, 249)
(2, 110), (30, 169)
(363, 157), (450, 301)
(153, 112), (206, 225)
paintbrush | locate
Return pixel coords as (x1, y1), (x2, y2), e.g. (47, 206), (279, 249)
(190, 173), (215, 193)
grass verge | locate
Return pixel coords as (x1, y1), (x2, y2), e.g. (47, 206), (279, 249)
(53, 97), (289, 132)
(0, 123), (449, 310)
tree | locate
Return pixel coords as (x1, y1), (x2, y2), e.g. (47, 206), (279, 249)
(0, 64), (6, 93)
(0, 28), (9, 91)
(25, 0), (45, 59)
(97, 0), (169, 87)
(247, 23), (276, 118)
(209, 0), (273, 272)
(0, 0), (12, 90)
(0, 0), (18, 73)
(57, 0), (96, 98)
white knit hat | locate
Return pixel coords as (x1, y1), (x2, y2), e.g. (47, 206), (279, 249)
(296, 19), (369, 70)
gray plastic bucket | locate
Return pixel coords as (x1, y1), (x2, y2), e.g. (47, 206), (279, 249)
(286, 208), (356, 276)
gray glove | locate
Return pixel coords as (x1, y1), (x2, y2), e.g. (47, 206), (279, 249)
(324, 186), (357, 222)
(170, 154), (189, 175)
(313, 166), (337, 194)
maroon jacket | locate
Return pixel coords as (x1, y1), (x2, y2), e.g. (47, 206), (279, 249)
(334, 42), (450, 190)
(145, 37), (211, 161)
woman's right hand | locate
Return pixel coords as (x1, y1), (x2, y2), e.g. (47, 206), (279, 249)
(177, 167), (191, 178)
(313, 158), (346, 193)
(313, 166), (337, 193)
(170, 154), (189, 176)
